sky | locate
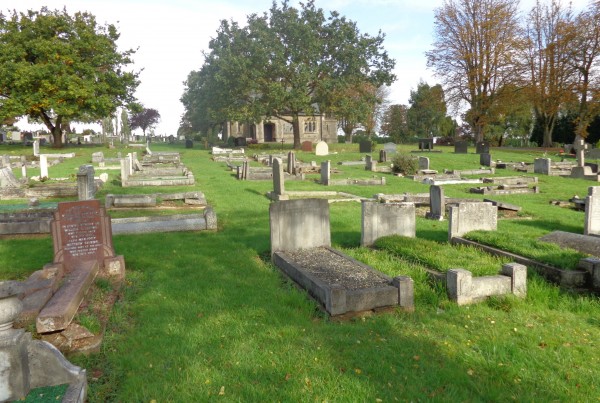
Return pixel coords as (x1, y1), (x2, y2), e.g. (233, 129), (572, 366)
(9, 0), (593, 136)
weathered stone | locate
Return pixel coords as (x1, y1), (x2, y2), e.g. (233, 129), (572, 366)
(454, 141), (468, 153)
(585, 186), (600, 236)
(448, 202), (497, 240)
(321, 160), (330, 186)
(361, 201), (415, 247)
(315, 141), (329, 156)
(426, 185), (445, 220)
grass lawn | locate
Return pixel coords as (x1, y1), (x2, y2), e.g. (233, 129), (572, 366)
(1, 141), (599, 401)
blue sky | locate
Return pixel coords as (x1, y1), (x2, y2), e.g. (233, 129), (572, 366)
(11, 0), (592, 135)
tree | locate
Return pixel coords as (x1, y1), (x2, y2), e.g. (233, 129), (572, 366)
(0, 8), (138, 148)
(380, 104), (410, 143)
(426, 0), (521, 142)
(130, 107), (160, 140)
(188, 0), (396, 149)
(520, 0), (576, 147)
(120, 108), (131, 142)
(568, 2), (600, 138)
(406, 81), (448, 138)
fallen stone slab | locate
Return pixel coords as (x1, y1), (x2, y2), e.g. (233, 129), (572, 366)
(0, 209), (55, 234)
(539, 231), (600, 258)
(483, 199), (522, 212)
(111, 208), (217, 234)
(36, 260), (99, 333)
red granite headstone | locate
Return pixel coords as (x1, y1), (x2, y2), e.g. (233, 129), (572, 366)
(301, 141), (313, 152)
(51, 199), (116, 272)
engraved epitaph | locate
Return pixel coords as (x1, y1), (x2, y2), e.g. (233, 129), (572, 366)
(51, 200), (115, 271)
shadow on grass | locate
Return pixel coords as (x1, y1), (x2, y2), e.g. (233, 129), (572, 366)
(507, 218), (582, 235)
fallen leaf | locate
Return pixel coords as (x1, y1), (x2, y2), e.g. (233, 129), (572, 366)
(354, 368), (362, 374)
(467, 369), (474, 376)
(413, 355), (420, 361)
(219, 386), (225, 396)
(285, 373), (292, 381)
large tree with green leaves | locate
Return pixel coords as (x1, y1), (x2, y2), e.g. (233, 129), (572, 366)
(380, 104), (410, 143)
(185, 0), (396, 149)
(0, 7), (138, 148)
(406, 81), (449, 138)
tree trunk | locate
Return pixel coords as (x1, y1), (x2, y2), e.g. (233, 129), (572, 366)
(292, 114), (301, 149)
(52, 126), (63, 148)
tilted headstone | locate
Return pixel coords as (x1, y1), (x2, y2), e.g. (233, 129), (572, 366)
(359, 140), (372, 153)
(315, 141), (329, 156)
(475, 141), (490, 154)
(77, 165), (96, 201)
(454, 141), (468, 154)
(321, 160), (331, 185)
(585, 186), (600, 236)
(448, 202), (497, 240)
(0, 167), (21, 188)
(426, 185), (445, 220)
(418, 156), (430, 171)
(361, 201), (416, 246)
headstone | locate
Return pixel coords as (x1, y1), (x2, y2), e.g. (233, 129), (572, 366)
(287, 151), (296, 174)
(33, 140), (40, 157)
(234, 137), (247, 147)
(91, 152), (104, 164)
(533, 158), (551, 175)
(270, 199), (331, 255)
(50, 199), (120, 271)
(585, 186), (600, 236)
(315, 141), (329, 156)
(480, 153), (492, 167)
(365, 155), (377, 171)
(1, 155), (10, 167)
(272, 158), (285, 197)
(361, 201), (416, 246)
(321, 160), (330, 185)
(21, 164), (26, 179)
(448, 202), (497, 240)
(359, 140), (372, 153)
(379, 150), (387, 163)
(418, 138), (433, 150)
(475, 141), (490, 154)
(301, 141), (313, 152)
(571, 136), (594, 177)
(77, 165), (96, 201)
(39, 155), (49, 179)
(418, 156), (430, 171)
(120, 158), (130, 182)
(146, 140), (152, 155)
(454, 141), (468, 154)
(426, 185), (445, 220)
(185, 139), (193, 149)
(383, 142), (397, 155)
(0, 167), (20, 188)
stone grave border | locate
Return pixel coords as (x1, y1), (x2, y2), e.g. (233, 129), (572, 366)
(111, 209), (217, 235)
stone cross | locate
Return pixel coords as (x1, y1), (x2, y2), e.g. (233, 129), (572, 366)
(574, 135), (588, 168)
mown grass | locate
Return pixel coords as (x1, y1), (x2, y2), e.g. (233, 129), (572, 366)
(2, 142), (600, 401)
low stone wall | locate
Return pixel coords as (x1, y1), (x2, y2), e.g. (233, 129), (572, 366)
(0, 209), (55, 234)
(111, 208), (217, 235)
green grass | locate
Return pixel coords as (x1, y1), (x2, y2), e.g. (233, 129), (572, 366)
(2, 142), (600, 401)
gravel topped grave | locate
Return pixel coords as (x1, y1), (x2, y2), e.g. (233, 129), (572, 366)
(285, 247), (391, 290)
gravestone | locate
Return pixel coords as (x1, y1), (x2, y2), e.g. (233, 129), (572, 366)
(361, 201), (416, 246)
(39, 155), (49, 178)
(418, 156), (430, 171)
(359, 140), (373, 153)
(365, 155), (377, 171)
(534, 158), (551, 175)
(0, 167), (20, 188)
(585, 186), (600, 236)
(33, 140), (40, 157)
(91, 152), (104, 164)
(454, 141), (468, 154)
(418, 138), (433, 151)
(301, 141), (313, 152)
(383, 142), (397, 155)
(480, 153), (492, 167)
(1, 155), (10, 167)
(321, 160), (331, 185)
(315, 141), (329, 156)
(475, 141), (490, 154)
(448, 202), (497, 240)
(77, 165), (96, 201)
(426, 185), (445, 220)
(234, 137), (247, 147)
(50, 200), (121, 272)
(379, 150), (387, 163)
(287, 151), (296, 174)
(571, 136), (594, 178)
(270, 158), (287, 200)
(185, 139), (193, 149)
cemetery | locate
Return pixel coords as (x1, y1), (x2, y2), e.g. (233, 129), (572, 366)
(2, 141), (600, 401)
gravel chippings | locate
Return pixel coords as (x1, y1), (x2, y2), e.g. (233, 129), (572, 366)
(285, 247), (391, 290)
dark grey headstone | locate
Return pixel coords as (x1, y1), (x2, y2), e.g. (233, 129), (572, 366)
(359, 140), (373, 153)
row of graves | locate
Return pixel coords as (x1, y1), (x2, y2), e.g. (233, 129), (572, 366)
(1, 145), (219, 400)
